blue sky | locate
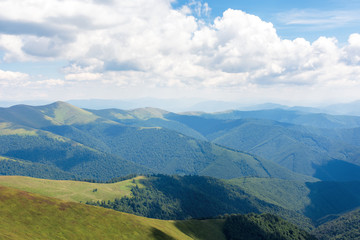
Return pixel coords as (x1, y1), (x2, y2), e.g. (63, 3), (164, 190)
(173, 0), (360, 42)
(1, 0), (360, 106)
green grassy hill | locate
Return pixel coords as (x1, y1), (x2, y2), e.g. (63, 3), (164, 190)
(0, 175), (313, 230)
(0, 101), (100, 129)
(0, 184), (315, 240)
(0, 175), (145, 202)
(38, 101), (100, 125)
(0, 185), (226, 240)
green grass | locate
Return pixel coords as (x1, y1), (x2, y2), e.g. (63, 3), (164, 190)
(0, 176), (146, 203)
(51, 101), (99, 125)
(0, 185), (226, 240)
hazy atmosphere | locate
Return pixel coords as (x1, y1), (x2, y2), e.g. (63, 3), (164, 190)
(1, 0), (360, 106)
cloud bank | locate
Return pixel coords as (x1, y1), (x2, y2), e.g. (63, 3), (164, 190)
(0, 0), (360, 104)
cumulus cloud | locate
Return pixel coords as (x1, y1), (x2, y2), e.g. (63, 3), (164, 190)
(65, 72), (103, 81)
(31, 79), (65, 87)
(0, 69), (29, 86)
(0, 0), (360, 103)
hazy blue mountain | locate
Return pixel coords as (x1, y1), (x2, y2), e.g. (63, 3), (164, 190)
(186, 100), (241, 112)
(323, 100), (360, 116)
(68, 98), (204, 112)
(239, 103), (323, 113)
(197, 109), (360, 129)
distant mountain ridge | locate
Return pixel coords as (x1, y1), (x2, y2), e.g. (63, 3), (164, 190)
(0, 101), (314, 181)
(164, 110), (360, 181)
(2, 101), (360, 181)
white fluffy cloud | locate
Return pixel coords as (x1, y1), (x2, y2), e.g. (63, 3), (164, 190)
(0, 0), (360, 103)
(0, 69), (29, 86)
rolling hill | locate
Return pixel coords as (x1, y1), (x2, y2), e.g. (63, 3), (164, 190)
(0, 185), (226, 240)
(3, 174), (360, 237)
(0, 124), (150, 181)
(0, 184), (317, 240)
(5, 175), (360, 229)
(0, 102), (314, 181)
(0, 175), (314, 231)
(0, 175), (145, 203)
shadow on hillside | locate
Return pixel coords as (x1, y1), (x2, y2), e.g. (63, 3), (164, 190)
(312, 159), (360, 181)
(174, 219), (228, 240)
(104, 125), (127, 137)
(151, 228), (176, 240)
(303, 180), (360, 225)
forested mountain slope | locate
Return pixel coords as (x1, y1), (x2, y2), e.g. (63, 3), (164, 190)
(228, 178), (360, 224)
(0, 102), (313, 181)
(165, 113), (360, 181)
(312, 208), (360, 240)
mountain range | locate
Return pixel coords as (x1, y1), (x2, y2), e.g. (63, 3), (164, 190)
(1, 101), (360, 239)
(0, 101), (316, 181)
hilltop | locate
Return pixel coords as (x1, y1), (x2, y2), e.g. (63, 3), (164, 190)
(0, 185), (316, 240)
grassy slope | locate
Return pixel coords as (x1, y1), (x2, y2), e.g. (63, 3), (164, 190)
(0, 185), (226, 240)
(38, 101), (100, 125)
(0, 175), (313, 230)
(0, 176), (146, 203)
